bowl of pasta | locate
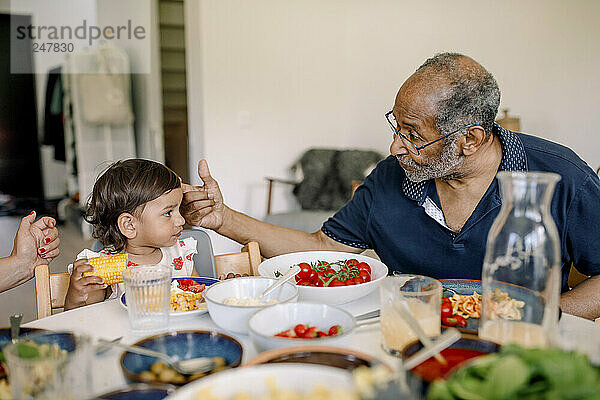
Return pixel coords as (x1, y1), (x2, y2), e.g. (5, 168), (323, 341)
(258, 251), (388, 305)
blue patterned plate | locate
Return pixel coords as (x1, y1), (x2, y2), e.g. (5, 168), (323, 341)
(120, 277), (218, 317)
(440, 279), (558, 334)
(440, 279), (482, 334)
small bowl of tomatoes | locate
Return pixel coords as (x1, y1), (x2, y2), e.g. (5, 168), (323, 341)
(247, 302), (356, 352)
(258, 251), (388, 305)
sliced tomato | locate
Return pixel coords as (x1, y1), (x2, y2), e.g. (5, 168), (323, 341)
(294, 324), (307, 337)
(328, 325), (343, 336)
(303, 326), (320, 338)
(275, 329), (296, 338)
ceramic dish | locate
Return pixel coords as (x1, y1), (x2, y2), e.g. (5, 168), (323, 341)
(401, 335), (501, 394)
(248, 302), (355, 352)
(120, 330), (243, 386)
(440, 279), (560, 334)
(245, 345), (390, 372)
(164, 363), (355, 399)
(258, 251), (388, 305)
(95, 383), (176, 399)
(204, 277), (298, 334)
(120, 277), (219, 317)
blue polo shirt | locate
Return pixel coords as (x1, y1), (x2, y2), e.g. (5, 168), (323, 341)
(321, 124), (600, 292)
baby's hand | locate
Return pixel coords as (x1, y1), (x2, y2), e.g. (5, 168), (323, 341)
(65, 259), (107, 308)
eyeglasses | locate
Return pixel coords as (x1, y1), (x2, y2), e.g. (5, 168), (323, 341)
(385, 110), (476, 155)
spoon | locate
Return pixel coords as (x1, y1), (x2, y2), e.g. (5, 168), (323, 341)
(97, 339), (216, 375)
(259, 265), (301, 299)
(10, 313), (23, 344)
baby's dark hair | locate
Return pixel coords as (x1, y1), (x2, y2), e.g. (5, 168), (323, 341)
(85, 159), (181, 252)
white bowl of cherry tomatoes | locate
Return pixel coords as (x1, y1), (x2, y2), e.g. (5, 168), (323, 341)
(248, 302), (356, 352)
(258, 251), (388, 305)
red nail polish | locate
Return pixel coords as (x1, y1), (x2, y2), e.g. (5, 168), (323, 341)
(44, 238), (50, 244)
(38, 248), (46, 254)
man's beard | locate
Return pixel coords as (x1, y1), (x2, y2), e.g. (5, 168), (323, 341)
(397, 135), (465, 182)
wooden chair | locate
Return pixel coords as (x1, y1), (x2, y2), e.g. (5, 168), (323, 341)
(214, 241), (262, 278)
(34, 264), (70, 319)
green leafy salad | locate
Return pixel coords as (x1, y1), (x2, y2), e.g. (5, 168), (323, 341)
(427, 345), (600, 400)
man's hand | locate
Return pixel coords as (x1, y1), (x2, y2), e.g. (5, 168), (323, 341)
(11, 211), (60, 267)
(181, 160), (226, 230)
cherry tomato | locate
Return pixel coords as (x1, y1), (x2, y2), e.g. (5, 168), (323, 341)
(454, 315), (468, 328)
(297, 263), (312, 280)
(346, 259), (358, 267)
(329, 279), (345, 287)
(313, 278), (324, 287)
(357, 262), (371, 274)
(275, 329), (296, 338)
(308, 269), (319, 283)
(441, 316), (458, 327)
(303, 326), (320, 338)
(294, 324), (307, 336)
(328, 325), (343, 336)
(294, 275), (302, 283)
(357, 270), (371, 283)
(297, 280), (312, 286)
(325, 268), (336, 277)
(441, 303), (453, 318)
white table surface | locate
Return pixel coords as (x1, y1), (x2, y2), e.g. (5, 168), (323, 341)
(24, 289), (600, 397)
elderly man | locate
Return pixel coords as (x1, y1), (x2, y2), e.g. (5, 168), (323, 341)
(182, 53), (600, 320)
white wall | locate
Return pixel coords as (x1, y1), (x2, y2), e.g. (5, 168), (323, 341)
(186, 0), (600, 253)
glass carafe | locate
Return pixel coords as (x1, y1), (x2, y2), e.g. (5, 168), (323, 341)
(480, 171), (561, 347)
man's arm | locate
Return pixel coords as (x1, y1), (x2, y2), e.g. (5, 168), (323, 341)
(560, 275), (600, 320)
(218, 207), (360, 258)
(181, 160), (361, 257)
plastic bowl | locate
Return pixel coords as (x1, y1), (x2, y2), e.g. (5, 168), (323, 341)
(258, 251), (388, 305)
(248, 302), (356, 352)
(204, 276), (298, 334)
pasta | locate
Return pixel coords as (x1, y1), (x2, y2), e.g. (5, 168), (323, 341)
(447, 292), (482, 319)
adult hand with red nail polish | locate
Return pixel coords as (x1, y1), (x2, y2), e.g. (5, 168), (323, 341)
(0, 211), (61, 293)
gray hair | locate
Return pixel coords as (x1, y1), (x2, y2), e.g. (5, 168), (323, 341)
(416, 53), (500, 136)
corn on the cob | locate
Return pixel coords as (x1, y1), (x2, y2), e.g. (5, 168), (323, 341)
(84, 253), (128, 285)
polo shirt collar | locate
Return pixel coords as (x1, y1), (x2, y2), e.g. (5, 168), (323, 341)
(401, 123), (528, 202)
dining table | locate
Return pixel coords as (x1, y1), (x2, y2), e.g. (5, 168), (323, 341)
(23, 289), (600, 397)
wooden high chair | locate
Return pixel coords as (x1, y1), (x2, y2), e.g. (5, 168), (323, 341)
(34, 264), (70, 319)
(214, 241), (262, 278)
